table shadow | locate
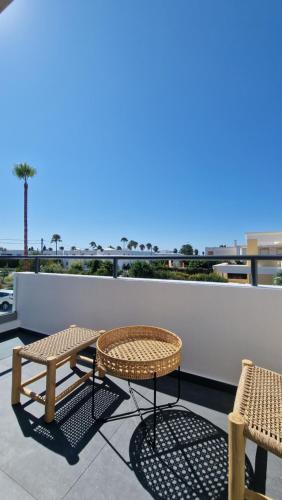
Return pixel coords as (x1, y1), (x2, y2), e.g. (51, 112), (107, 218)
(129, 408), (254, 499)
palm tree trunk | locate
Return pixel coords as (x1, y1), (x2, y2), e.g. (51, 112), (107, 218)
(24, 181), (28, 257)
(55, 241), (58, 255)
(23, 181), (29, 271)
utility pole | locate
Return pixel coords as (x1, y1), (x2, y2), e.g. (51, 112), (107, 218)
(41, 238), (44, 253)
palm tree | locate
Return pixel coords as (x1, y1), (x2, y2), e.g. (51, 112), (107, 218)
(153, 245), (159, 253)
(89, 241), (96, 249)
(127, 240), (138, 250)
(97, 245), (103, 251)
(139, 244), (145, 251)
(59, 246), (64, 252)
(116, 245), (122, 250)
(13, 163), (37, 258)
(51, 234), (62, 255)
(121, 237), (128, 249)
(70, 246), (76, 252)
(146, 243), (152, 253)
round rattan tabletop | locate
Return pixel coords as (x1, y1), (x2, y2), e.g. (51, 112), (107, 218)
(96, 325), (182, 380)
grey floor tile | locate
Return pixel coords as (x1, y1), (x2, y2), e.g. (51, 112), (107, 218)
(0, 470), (35, 500)
(64, 418), (152, 500)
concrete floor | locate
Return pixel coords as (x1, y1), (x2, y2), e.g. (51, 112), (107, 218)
(0, 330), (281, 500)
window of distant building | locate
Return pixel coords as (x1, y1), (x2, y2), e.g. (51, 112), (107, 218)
(227, 273), (248, 279)
(207, 251), (214, 255)
(259, 248), (269, 255)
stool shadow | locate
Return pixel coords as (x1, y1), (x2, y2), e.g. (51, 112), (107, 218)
(13, 377), (129, 464)
(129, 408), (254, 500)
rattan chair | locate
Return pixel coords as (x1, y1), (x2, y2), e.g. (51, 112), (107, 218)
(228, 359), (282, 500)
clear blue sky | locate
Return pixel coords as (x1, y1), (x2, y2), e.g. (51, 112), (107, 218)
(0, 0), (281, 252)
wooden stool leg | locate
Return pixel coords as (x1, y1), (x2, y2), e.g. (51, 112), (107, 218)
(11, 347), (22, 405)
(228, 412), (246, 500)
(45, 358), (56, 423)
(70, 353), (77, 369)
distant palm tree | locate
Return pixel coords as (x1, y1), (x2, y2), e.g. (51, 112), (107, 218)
(139, 244), (145, 251)
(70, 246), (76, 251)
(121, 237), (128, 249)
(89, 241), (96, 249)
(146, 243), (152, 253)
(59, 246), (64, 252)
(51, 234), (62, 255)
(116, 245), (122, 250)
(153, 245), (159, 253)
(127, 240), (138, 250)
(97, 245), (103, 251)
(12, 163), (37, 259)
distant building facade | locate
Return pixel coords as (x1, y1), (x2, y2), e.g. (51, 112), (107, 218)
(211, 232), (282, 285)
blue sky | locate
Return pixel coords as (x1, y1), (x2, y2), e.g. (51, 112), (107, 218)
(0, 0), (281, 252)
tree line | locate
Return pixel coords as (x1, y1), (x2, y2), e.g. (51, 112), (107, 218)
(11, 163), (200, 257)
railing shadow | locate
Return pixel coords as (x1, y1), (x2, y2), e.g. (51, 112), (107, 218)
(129, 408), (254, 499)
(13, 378), (129, 465)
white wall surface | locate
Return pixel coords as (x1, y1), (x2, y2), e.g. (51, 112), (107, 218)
(15, 272), (282, 385)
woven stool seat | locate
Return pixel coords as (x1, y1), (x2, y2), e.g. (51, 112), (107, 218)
(97, 325), (182, 380)
(19, 326), (102, 365)
(234, 361), (282, 458)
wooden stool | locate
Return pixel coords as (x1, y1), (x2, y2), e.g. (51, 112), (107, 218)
(11, 325), (104, 422)
(228, 360), (282, 500)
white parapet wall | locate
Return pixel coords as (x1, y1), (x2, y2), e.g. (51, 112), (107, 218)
(14, 272), (282, 385)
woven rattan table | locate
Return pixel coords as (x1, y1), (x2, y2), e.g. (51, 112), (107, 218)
(92, 325), (182, 447)
(228, 359), (282, 500)
(11, 325), (105, 422)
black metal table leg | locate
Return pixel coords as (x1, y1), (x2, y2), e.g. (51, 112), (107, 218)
(91, 359), (182, 449)
(177, 365), (181, 402)
(91, 354), (96, 419)
(153, 372), (157, 448)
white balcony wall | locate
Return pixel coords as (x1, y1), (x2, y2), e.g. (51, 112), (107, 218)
(14, 273), (282, 385)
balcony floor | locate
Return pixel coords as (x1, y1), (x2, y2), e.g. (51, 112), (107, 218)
(0, 329), (280, 500)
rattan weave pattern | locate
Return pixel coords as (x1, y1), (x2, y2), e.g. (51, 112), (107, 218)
(234, 362), (282, 458)
(96, 325), (182, 380)
(19, 326), (102, 364)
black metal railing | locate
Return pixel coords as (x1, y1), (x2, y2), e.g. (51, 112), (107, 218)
(1, 253), (282, 286)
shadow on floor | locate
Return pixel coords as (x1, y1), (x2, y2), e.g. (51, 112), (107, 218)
(129, 409), (254, 500)
(135, 375), (235, 415)
(13, 378), (130, 465)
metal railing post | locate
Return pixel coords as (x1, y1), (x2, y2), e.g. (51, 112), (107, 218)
(35, 257), (40, 274)
(113, 258), (118, 278)
(250, 257), (258, 286)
